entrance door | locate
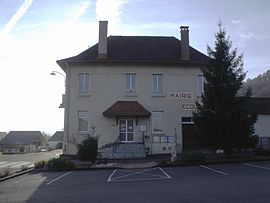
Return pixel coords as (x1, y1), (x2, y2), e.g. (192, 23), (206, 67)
(119, 119), (134, 142)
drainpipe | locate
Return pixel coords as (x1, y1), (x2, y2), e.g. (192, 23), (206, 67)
(63, 62), (71, 155)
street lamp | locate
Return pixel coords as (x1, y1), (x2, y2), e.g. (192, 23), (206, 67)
(50, 70), (67, 154)
(50, 71), (65, 77)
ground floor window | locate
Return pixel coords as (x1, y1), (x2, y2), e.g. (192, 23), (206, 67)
(181, 117), (194, 124)
(78, 110), (89, 132)
(152, 111), (164, 133)
(119, 119), (134, 142)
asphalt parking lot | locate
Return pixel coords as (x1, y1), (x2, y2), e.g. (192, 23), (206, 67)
(1, 161), (270, 203)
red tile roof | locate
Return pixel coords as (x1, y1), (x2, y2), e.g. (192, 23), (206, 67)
(103, 101), (151, 117)
(57, 36), (207, 66)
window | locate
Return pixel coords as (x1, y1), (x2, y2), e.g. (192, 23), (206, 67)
(125, 73), (136, 94)
(152, 74), (163, 95)
(181, 117), (194, 124)
(78, 73), (90, 95)
(197, 75), (205, 97)
(78, 110), (89, 132)
(152, 111), (164, 134)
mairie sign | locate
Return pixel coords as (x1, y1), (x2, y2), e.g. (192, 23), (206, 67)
(169, 92), (193, 99)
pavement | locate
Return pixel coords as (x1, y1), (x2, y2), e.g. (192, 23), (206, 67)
(91, 161), (158, 169)
(0, 161), (34, 181)
(0, 149), (62, 181)
(2, 161), (270, 202)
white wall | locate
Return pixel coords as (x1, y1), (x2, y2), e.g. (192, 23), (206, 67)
(255, 114), (270, 137)
(65, 63), (203, 155)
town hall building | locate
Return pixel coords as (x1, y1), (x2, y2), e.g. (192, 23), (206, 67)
(56, 21), (210, 158)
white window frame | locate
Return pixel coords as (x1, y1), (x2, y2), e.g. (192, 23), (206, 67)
(119, 119), (135, 142)
(152, 74), (164, 96)
(77, 110), (89, 132)
(151, 111), (164, 134)
(197, 74), (205, 97)
(125, 73), (136, 94)
(78, 73), (90, 96)
(181, 117), (194, 124)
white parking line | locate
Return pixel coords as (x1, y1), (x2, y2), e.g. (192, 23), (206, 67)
(200, 165), (229, 176)
(107, 169), (117, 182)
(159, 167), (172, 179)
(47, 171), (73, 185)
(242, 163), (270, 170)
(107, 167), (172, 182)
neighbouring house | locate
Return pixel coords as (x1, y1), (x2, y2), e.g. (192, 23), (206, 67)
(49, 131), (63, 150)
(0, 131), (47, 154)
(0, 132), (7, 141)
(249, 97), (270, 149)
(0, 132), (7, 152)
(56, 21), (208, 158)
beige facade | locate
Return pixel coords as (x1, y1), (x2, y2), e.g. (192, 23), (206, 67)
(62, 63), (203, 155)
(57, 21), (208, 156)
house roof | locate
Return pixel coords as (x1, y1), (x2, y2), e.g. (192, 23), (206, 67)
(103, 101), (151, 117)
(0, 132), (7, 141)
(57, 36), (208, 67)
(49, 131), (63, 141)
(0, 131), (46, 145)
(248, 97), (270, 114)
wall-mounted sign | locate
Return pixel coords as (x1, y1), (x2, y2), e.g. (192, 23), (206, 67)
(182, 103), (197, 110)
(139, 124), (147, 132)
(169, 92), (193, 99)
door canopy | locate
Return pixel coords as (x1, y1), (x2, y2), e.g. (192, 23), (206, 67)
(103, 101), (151, 117)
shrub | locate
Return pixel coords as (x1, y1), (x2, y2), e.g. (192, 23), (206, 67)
(47, 157), (74, 169)
(77, 136), (98, 163)
(182, 152), (206, 163)
(35, 160), (47, 169)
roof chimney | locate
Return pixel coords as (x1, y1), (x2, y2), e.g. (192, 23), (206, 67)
(98, 21), (108, 59)
(180, 26), (190, 60)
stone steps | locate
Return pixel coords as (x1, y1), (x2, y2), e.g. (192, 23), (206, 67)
(98, 143), (146, 159)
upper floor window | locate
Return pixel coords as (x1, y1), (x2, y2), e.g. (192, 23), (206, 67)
(125, 73), (136, 94)
(197, 75), (205, 97)
(78, 73), (90, 95)
(152, 74), (164, 95)
(78, 110), (89, 132)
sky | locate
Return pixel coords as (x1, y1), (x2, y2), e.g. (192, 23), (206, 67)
(0, 0), (270, 134)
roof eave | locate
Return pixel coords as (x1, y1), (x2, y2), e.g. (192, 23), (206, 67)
(58, 59), (207, 67)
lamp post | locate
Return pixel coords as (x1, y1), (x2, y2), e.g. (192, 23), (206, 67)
(50, 70), (66, 154)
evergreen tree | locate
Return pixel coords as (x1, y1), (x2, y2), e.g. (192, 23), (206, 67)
(193, 22), (258, 156)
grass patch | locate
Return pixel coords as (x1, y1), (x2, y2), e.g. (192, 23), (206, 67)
(35, 158), (75, 170)
(35, 160), (48, 169)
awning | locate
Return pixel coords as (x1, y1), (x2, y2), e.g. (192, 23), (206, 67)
(103, 101), (151, 117)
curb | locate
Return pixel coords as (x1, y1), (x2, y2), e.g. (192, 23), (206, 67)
(0, 167), (34, 182)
